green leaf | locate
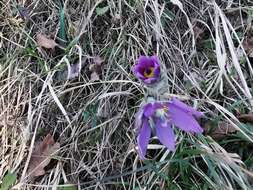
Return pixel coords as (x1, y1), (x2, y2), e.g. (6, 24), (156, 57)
(82, 103), (99, 127)
(59, 7), (66, 46)
(0, 172), (17, 190)
(203, 39), (215, 50)
(175, 149), (204, 158)
(82, 110), (90, 122)
(58, 184), (77, 190)
(65, 36), (79, 52)
(91, 117), (97, 128)
(162, 8), (175, 21)
(96, 6), (109, 16)
(247, 8), (253, 19)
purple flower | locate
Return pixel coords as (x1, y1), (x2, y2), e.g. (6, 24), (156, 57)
(132, 55), (161, 84)
(135, 98), (203, 159)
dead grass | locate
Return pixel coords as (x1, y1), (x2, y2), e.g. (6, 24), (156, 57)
(1, 0), (253, 189)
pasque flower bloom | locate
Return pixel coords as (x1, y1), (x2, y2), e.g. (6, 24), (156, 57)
(132, 55), (160, 84)
(135, 98), (203, 159)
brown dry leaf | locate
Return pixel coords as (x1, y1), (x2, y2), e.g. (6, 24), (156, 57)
(112, 13), (121, 24)
(27, 134), (60, 178)
(93, 56), (103, 66)
(90, 71), (100, 82)
(242, 27), (253, 58)
(67, 63), (81, 79)
(193, 25), (204, 40)
(238, 113), (253, 123)
(205, 121), (238, 139)
(242, 40), (253, 57)
(89, 56), (103, 81)
(36, 33), (58, 49)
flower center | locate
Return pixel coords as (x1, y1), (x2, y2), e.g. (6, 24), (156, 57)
(155, 106), (168, 117)
(162, 106), (168, 113)
(143, 67), (155, 78)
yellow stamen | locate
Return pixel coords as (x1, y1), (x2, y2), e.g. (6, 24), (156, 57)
(163, 106), (168, 112)
(143, 67), (155, 78)
(155, 106), (169, 117)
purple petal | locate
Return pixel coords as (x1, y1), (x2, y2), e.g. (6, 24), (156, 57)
(137, 119), (151, 159)
(132, 64), (146, 79)
(153, 66), (160, 78)
(171, 98), (203, 118)
(138, 56), (155, 67)
(134, 106), (144, 131)
(155, 119), (175, 151)
(143, 77), (159, 84)
(150, 56), (160, 77)
(169, 103), (203, 133)
(150, 55), (159, 64)
(143, 102), (162, 118)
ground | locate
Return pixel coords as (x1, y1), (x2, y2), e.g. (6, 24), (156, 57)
(0, 0), (253, 189)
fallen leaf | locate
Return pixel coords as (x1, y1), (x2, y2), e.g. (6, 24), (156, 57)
(242, 27), (253, 58)
(93, 56), (103, 65)
(67, 63), (81, 79)
(89, 56), (103, 81)
(193, 25), (204, 40)
(112, 13), (121, 24)
(204, 121), (238, 139)
(36, 33), (58, 49)
(242, 39), (253, 57)
(90, 72), (100, 82)
(238, 113), (253, 123)
(27, 134), (60, 178)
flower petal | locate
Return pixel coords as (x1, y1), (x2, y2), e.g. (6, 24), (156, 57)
(150, 55), (159, 64)
(153, 67), (160, 78)
(132, 64), (146, 79)
(143, 102), (162, 118)
(155, 119), (175, 151)
(171, 98), (203, 118)
(138, 56), (155, 67)
(134, 106), (144, 131)
(137, 119), (151, 159)
(143, 77), (159, 84)
(169, 103), (203, 133)
(150, 55), (160, 77)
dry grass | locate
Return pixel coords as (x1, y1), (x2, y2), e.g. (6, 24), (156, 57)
(1, 0), (253, 189)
